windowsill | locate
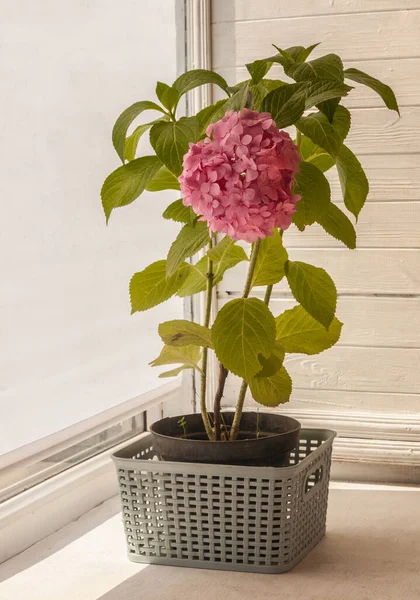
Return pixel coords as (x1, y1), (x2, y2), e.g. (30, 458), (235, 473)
(1, 483), (419, 599)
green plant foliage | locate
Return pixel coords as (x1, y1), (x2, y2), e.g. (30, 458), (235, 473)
(297, 111), (343, 157)
(176, 257), (208, 297)
(155, 81), (180, 111)
(158, 320), (213, 348)
(303, 80), (352, 109)
(150, 344), (202, 373)
(249, 365), (292, 407)
(158, 365), (192, 378)
(150, 116), (200, 176)
(162, 199), (196, 227)
(166, 221), (209, 277)
(212, 298), (276, 381)
(299, 136), (335, 172)
(293, 162), (331, 230)
(112, 101), (166, 162)
(125, 121), (157, 162)
(344, 68), (400, 114)
(261, 83), (307, 128)
(336, 145), (369, 219)
(146, 166), (180, 192)
(256, 342), (285, 377)
(208, 237), (249, 277)
(195, 99), (228, 133)
(101, 156), (162, 222)
(130, 260), (191, 313)
(285, 260), (337, 329)
(316, 203), (356, 249)
(285, 53), (344, 82)
(251, 230), (288, 286)
(317, 105), (351, 142)
(177, 238), (248, 297)
(173, 69), (229, 96)
(246, 59), (272, 84)
(276, 305), (342, 354)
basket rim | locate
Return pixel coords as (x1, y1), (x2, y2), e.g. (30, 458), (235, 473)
(111, 427), (336, 476)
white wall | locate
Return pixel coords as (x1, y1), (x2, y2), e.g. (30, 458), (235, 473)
(211, 2), (420, 441)
(0, 0), (183, 454)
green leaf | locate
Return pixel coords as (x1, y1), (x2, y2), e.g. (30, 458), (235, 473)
(261, 83), (307, 128)
(285, 260), (337, 328)
(159, 365), (193, 378)
(156, 82), (180, 111)
(101, 156), (162, 222)
(247, 80), (286, 110)
(304, 80), (352, 109)
(150, 344), (201, 371)
(196, 99), (228, 133)
(316, 202), (356, 249)
(249, 366), (292, 407)
(299, 136), (335, 172)
(293, 43), (321, 63)
(130, 260), (191, 313)
(146, 165), (180, 192)
(251, 230), (288, 287)
(326, 105), (351, 142)
(158, 320), (213, 348)
(150, 116), (200, 176)
(246, 59), (272, 84)
(256, 343), (285, 377)
(286, 54), (344, 83)
(293, 162), (331, 230)
(208, 237), (249, 281)
(297, 111), (342, 158)
(317, 98), (340, 123)
(112, 101), (166, 162)
(166, 221), (209, 277)
(177, 257), (208, 297)
(276, 305), (342, 354)
(177, 238), (248, 297)
(162, 199), (196, 227)
(336, 145), (369, 219)
(173, 69), (229, 96)
(344, 67), (399, 115)
(210, 84), (251, 123)
(212, 298), (276, 381)
(125, 121), (156, 162)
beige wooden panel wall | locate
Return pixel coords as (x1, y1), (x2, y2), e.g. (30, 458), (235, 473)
(211, 1), (420, 419)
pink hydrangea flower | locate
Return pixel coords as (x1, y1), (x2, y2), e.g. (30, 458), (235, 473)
(178, 109), (301, 242)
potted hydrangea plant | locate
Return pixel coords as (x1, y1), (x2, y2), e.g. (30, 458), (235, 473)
(105, 43), (398, 572)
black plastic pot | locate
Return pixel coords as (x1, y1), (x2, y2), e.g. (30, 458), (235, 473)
(150, 412), (301, 467)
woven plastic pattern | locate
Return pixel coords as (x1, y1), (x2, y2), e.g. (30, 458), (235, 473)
(112, 428), (335, 574)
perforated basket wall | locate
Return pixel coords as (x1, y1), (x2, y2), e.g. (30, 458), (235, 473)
(112, 428), (336, 574)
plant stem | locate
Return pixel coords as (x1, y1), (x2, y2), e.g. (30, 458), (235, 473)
(213, 363), (228, 440)
(230, 282), (274, 441)
(296, 128), (302, 149)
(242, 239), (262, 298)
(200, 247), (214, 441)
(228, 240), (265, 441)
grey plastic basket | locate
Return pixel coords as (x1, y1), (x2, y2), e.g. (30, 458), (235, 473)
(112, 428), (336, 574)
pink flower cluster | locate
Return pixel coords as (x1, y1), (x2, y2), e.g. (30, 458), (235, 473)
(179, 109), (301, 242)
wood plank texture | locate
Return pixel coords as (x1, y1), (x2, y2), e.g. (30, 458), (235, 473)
(223, 380), (420, 414)
(218, 249), (420, 294)
(219, 296), (420, 348)
(214, 58), (420, 108)
(212, 10), (420, 68)
(327, 155), (420, 202)
(282, 202), (420, 248)
(211, 1), (420, 430)
(221, 345), (420, 395)
(212, 0), (420, 22)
